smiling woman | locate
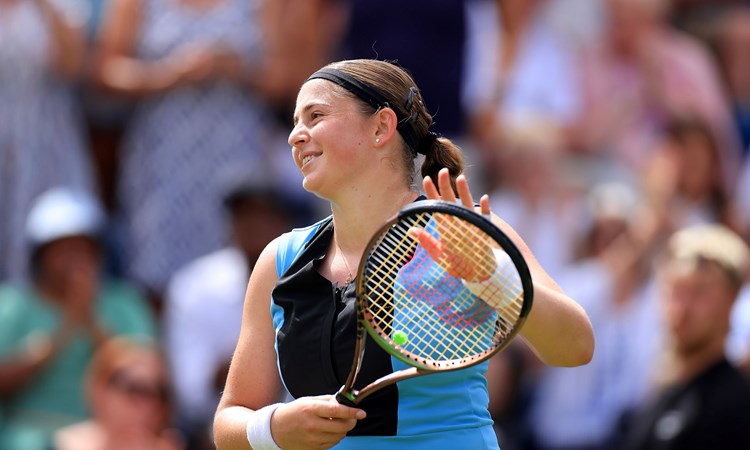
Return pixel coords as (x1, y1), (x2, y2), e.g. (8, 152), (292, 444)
(213, 59), (594, 450)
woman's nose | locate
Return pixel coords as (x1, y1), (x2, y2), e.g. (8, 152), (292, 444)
(288, 124), (309, 147)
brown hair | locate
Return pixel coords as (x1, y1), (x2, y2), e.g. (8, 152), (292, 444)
(315, 59), (464, 191)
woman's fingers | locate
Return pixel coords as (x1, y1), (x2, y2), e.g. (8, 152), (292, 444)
(423, 175), (440, 200)
(425, 169), (483, 213)
(273, 397), (365, 450)
(437, 168), (457, 203)
(407, 227), (443, 261)
(455, 174), (475, 209)
(480, 194), (491, 217)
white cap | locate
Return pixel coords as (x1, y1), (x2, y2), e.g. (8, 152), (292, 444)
(667, 224), (750, 288)
(26, 187), (105, 247)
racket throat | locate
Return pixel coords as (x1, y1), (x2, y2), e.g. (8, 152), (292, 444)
(335, 386), (359, 407)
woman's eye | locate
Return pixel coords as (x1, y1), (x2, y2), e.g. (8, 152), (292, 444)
(311, 112), (323, 120)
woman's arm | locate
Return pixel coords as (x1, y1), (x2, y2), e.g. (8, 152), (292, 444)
(425, 169), (595, 368)
(213, 238), (288, 449)
(213, 238), (365, 450)
(34, 0), (86, 79)
(490, 216), (595, 367)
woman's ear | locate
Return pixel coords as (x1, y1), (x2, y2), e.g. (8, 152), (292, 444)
(373, 107), (399, 148)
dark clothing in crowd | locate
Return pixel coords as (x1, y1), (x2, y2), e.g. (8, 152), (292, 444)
(621, 358), (750, 450)
(339, 0), (467, 136)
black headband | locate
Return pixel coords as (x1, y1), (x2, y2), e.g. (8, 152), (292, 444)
(307, 67), (429, 155)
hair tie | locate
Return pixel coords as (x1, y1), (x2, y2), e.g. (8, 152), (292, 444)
(418, 131), (439, 155)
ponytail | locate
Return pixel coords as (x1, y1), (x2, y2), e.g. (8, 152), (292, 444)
(421, 136), (464, 194)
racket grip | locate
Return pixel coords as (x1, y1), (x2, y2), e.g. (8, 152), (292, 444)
(335, 386), (358, 407)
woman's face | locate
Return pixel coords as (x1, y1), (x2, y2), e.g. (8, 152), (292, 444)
(288, 79), (374, 199)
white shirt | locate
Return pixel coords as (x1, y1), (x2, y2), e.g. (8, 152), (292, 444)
(164, 247), (249, 426)
(728, 283), (750, 364)
(529, 260), (663, 448)
(462, 0), (582, 126)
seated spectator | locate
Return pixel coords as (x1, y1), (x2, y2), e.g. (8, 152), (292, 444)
(163, 183), (297, 449)
(619, 224), (750, 450)
(643, 118), (745, 234)
(572, 0), (741, 183)
(0, 187), (157, 450)
(54, 337), (183, 450)
(525, 183), (664, 450)
(463, 0), (582, 171)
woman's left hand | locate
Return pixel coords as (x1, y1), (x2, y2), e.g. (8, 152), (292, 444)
(408, 168), (496, 282)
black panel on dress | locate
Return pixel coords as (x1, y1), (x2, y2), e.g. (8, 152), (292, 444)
(272, 221), (399, 436)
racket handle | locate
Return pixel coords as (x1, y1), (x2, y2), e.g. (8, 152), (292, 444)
(335, 386), (358, 407)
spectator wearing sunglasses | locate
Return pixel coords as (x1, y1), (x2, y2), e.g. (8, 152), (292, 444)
(54, 337), (184, 450)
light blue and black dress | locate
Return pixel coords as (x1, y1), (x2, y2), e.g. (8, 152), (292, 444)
(271, 214), (501, 450)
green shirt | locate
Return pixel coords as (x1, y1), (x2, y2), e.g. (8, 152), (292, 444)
(0, 280), (157, 449)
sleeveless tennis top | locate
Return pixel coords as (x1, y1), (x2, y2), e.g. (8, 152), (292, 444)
(271, 216), (501, 450)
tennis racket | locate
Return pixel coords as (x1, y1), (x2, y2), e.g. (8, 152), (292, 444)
(335, 199), (534, 406)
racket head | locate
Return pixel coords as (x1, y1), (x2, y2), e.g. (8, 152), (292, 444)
(355, 200), (533, 372)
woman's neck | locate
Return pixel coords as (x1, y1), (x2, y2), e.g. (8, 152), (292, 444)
(330, 186), (419, 255)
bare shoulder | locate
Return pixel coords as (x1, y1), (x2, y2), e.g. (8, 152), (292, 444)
(54, 421), (103, 450)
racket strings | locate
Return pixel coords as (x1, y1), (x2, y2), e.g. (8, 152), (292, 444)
(362, 211), (526, 368)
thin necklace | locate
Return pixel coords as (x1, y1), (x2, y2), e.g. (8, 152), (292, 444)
(335, 237), (354, 284)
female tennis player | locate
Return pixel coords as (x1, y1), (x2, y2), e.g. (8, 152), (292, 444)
(213, 59), (594, 450)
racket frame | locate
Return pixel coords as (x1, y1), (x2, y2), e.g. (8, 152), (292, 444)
(336, 200), (534, 406)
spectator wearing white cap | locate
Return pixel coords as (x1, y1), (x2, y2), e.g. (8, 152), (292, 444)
(0, 186), (158, 450)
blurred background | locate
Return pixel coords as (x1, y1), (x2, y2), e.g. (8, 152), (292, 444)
(1, 0), (749, 449)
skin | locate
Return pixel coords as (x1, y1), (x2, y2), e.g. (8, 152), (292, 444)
(56, 349), (183, 450)
(214, 78), (594, 450)
(95, 0), (272, 97)
(659, 261), (738, 383)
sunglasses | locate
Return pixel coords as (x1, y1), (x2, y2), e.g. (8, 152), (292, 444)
(108, 369), (169, 403)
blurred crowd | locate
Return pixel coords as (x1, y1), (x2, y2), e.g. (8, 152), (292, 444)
(1, 0), (750, 449)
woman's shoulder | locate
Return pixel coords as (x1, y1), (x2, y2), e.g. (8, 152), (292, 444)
(277, 216), (333, 250)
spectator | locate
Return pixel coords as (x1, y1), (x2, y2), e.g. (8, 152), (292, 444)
(0, 187), (157, 450)
(572, 0), (741, 186)
(526, 183), (664, 450)
(54, 337), (183, 450)
(738, 145), (750, 239)
(0, 0), (97, 282)
(463, 0), (582, 162)
(619, 224), (750, 450)
(715, 6), (750, 156)
(163, 183), (297, 449)
(262, 0), (348, 118)
(643, 118), (745, 235)
(485, 116), (578, 279)
(95, 0), (277, 304)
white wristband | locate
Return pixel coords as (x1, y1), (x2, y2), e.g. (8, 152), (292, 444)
(246, 403), (283, 450)
(462, 248), (522, 313)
